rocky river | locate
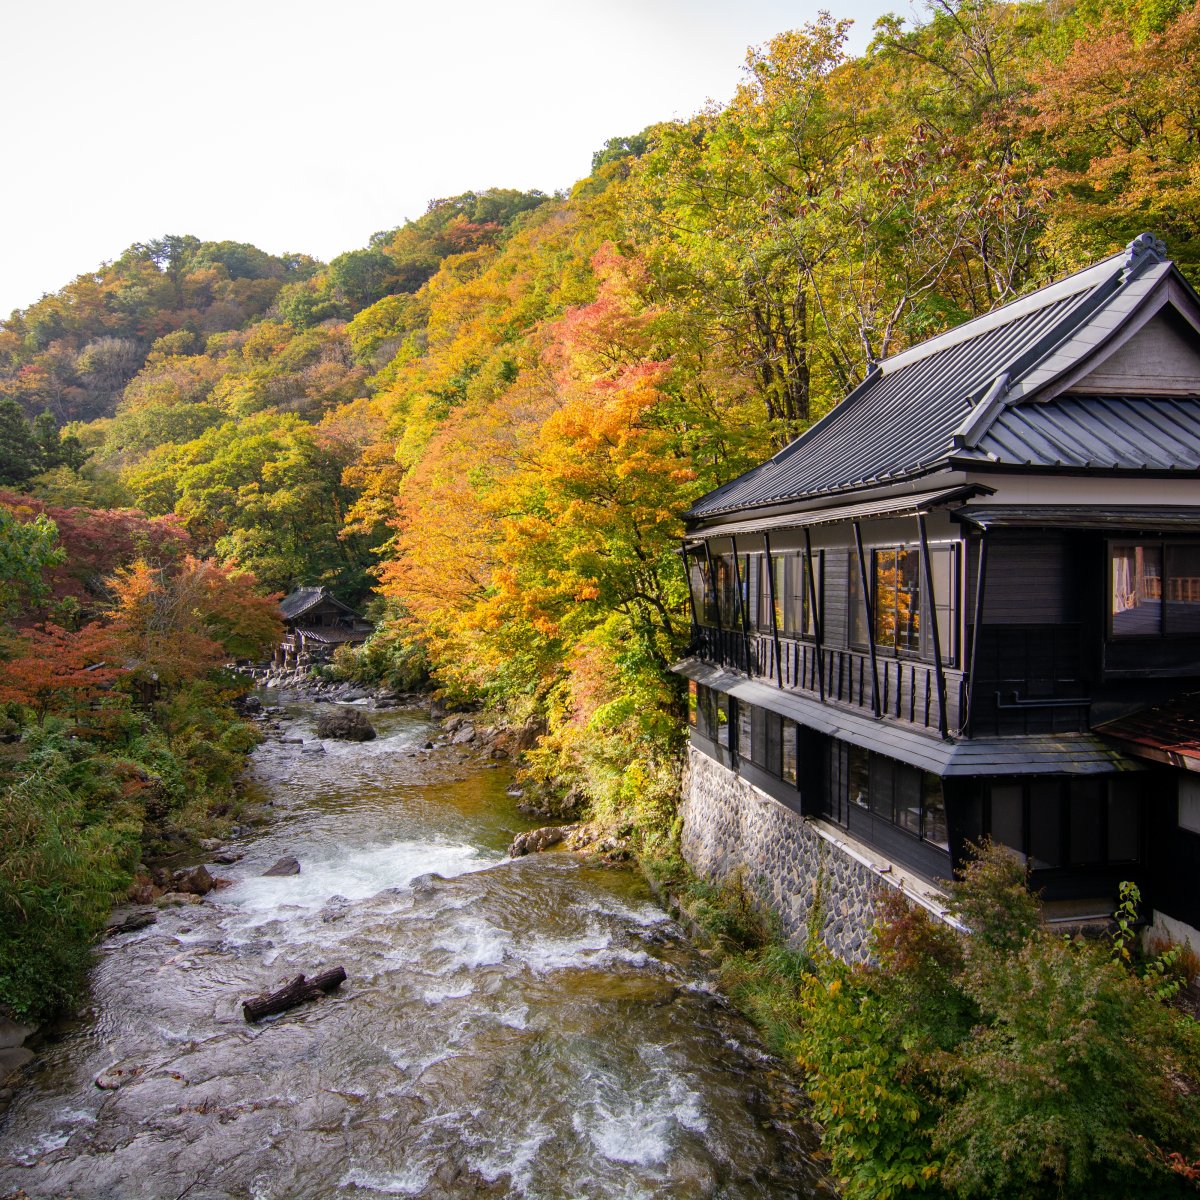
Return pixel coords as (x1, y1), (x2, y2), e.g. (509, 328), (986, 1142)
(0, 699), (835, 1199)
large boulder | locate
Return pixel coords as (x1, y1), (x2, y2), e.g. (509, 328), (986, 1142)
(315, 708), (377, 742)
(172, 865), (215, 895)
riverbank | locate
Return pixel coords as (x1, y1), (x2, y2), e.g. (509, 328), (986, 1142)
(0, 694), (837, 1200)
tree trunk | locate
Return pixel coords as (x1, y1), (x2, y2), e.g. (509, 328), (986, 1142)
(242, 968), (347, 1022)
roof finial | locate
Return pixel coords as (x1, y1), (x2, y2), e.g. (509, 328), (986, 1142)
(1121, 232), (1167, 280)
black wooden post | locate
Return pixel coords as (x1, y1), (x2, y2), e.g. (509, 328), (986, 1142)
(853, 521), (882, 718)
(703, 539), (723, 665)
(681, 541), (700, 635)
(731, 536), (751, 673)
(763, 532), (785, 689)
(964, 532), (989, 737)
(916, 511), (949, 739)
(804, 527), (825, 701)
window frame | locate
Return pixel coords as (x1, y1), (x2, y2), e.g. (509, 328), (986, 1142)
(1108, 538), (1200, 640)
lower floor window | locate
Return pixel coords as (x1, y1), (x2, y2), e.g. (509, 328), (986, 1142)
(694, 682), (731, 747)
(964, 776), (1140, 868)
(824, 741), (948, 851)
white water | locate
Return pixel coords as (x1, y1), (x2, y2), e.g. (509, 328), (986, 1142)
(0, 700), (834, 1199)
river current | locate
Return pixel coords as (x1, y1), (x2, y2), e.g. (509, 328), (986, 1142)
(0, 701), (834, 1199)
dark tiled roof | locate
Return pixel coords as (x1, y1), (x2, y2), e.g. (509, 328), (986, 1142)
(958, 395), (1200, 470)
(688, 235), (1193, 520)
(279, 587), (360, 621)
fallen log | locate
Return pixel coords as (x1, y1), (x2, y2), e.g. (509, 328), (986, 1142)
(242, 967), (347, 1022)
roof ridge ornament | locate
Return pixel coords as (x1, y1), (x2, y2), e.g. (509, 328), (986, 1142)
(1121, 232), (1168, 282)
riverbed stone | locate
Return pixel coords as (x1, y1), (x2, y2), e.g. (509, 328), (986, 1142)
(316, 707), (376, 741)
(172, 865), (215, 895)
(263, 855), (301, 877)
(0, 1047), (33, 1081)
(0, 1016), (35, 1051)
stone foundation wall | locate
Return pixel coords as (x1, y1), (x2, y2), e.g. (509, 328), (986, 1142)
(681, 746), (950, 963)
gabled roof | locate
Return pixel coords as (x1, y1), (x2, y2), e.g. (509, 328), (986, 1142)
(279, 586), (360, 621)
(689, 235), (1200, 521)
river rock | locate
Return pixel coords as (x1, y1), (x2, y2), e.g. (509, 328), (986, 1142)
(94, 1063), (143, 1090)
(0, 1047), (34, 1081)
(507, 825), (573, 857)
(155, 891), (204, 908)
(316, 707), (377, 741)
(451, 724), (476, 745)
(172, 865), (215, 895)
(211, 849), (245, 864)
(263, 855), (301, 877)
(199, 837), (223, 851)
(0, 1016), (34, 1052)
(105, 907), (158, 937)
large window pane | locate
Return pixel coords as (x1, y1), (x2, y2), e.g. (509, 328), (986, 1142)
(1068, 779), (1105, 864)
(688, 548), (717, 627)
(849, 554), (869, 648)
(922, 776), (949, 850)
(714, 553), (740, 628)
(930, 545), (957, 665)
(736, 700), (753, 761)
(763, 710), (782, 775)
(875, 547), (921, 653)
(849, 744), (870, 810)
(714, 691), (730, 748)
(1165, 545), (1200, 634)
(782, 720), (798, 786)
(990, 784), (1026, 861)
(1108, 779), (1140, 861)
(1112, 543), (1162, 636)
(895, 764), (922, 835)
(869, 754), (895, 820)
(1028, 781), (1063, 868)
(688, 679), (698, 727)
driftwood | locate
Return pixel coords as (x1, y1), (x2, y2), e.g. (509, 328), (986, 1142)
(242, 968), (347, 1022)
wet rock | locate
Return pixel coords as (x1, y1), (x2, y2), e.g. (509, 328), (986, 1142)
(409, 872), (447, 892)
(506, 786), (524, 798)
(281, 736), (304, 745)
(450, 724), (476, 745)
(263, 855), (301, 877)
(199, 837), (223, 851)
(172, 864), (215, 895)
(240, 695), (262, 714)
(94, 1063), (143, 1090)
(508, 825), (575, 857)
(302, 742), (326, 754)
(0, 1046), (34, 1081)
(211, 849), (245, 865)
(488, 747), (509, 760)
(156, 891), (204, 908)
(105, 907), (158, 937)
(0, 1016), (35, 1051)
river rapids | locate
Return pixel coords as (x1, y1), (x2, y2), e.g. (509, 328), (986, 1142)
(0, 701), (835, 1199)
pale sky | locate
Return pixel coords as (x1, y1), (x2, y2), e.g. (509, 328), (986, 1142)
(1, 0), (900, 317)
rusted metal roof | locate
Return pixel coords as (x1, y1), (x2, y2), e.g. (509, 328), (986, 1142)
(1095, 695), (1200, 772)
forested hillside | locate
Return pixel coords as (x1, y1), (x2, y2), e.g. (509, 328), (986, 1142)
(3, 0), (1200, 1017)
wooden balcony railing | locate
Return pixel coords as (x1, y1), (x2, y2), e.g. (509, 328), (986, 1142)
(692, 625), (964, 736)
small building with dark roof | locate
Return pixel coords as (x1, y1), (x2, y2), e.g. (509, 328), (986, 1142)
(277, 587), (373, 665)
(675, 234), (1200, 958)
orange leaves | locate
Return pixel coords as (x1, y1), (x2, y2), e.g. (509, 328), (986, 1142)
(0, 621), (123, 724)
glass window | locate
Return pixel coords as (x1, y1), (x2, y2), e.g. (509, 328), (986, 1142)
(849, 554), (869, 648)
(1068, 779), (1105, 865)
(736, 700), (753, 761)
(714, 690), (730, 748)
(895, 764), (923, 836)
(782, 719), (798, 786)
(869, 754), (895, 821)
(1028, 781), (1063, 869)
(990, 784), (1026, 862)
(762, 709), (782, 774)
(687, 547), (717, 627)
(876, 547), (922, 653)
(929, 545), (957, 665)
(688, 679), (698, 727)
(1179, 776), (1200, 834)
(1108, 778), (1140, 861)
(1112, 543), (1163, 636)
(849, 744), (870, 810)
(922, 775), (949, 850)
(1165, 545), (1200, 635)
(714, 553), (740, 629)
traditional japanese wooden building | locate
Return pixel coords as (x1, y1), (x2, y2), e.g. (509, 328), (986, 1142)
(276, 587), (373, 667)
(674, 234), (1200, 957)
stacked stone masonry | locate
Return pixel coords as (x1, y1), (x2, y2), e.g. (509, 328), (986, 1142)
(680, 746), (890, 963)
